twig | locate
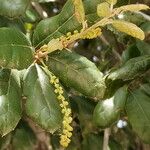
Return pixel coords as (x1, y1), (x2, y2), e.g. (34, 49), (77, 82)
(25, 117), (52, 150)
(103, 128), (111, 150)
(100, 35), (110, 46)
(112, 48), (122, 62)
(31, 1), (48, 19)
(100, 35), (122, 62)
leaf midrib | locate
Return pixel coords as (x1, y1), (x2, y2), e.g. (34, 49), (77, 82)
(35, 14), (75, 48)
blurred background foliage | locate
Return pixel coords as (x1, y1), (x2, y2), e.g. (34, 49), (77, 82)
(0, 0), (150, 149)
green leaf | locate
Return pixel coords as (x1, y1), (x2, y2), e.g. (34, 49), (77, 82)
(0, 0), (30, 18)
(12, 126), (36, 150)
(122, 44), (141, 63)
(32, 0), (100, 47)
(81, 133), (122, 150)
(0, 134), (12, 149)
(0, 28), (34, 70)
(81, 133), (103, 150)
(23, 7), (40, 23)
(140, 83), (150, 95)
(0, 69), (10, 95)
(136, 21), (150, 55)
(126, 83), (150, 143)
(136, 41), (150, 55)
(23, 64), (63, 133)
(47, 50), (106, 100)
(0, 69), (22, 136)
(0, 16), (26, 33)
(93, 86), (127, 127)
(108, 55), (150, 81)
(140, 21), (150, 33)
(104, 79), (125, 98)
(70, 96), (96, 132)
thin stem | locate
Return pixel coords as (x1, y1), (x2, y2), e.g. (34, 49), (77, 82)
(135, 11), (150, 21)
(100, 35), (122, 62)
(40, 59), (48, 68)
(59, 7), (122, 48)
(36, 7), (121, 57)
(110, 3), (114, 12)
(31, 2), (48, 19)
(103, 128), (111, 150)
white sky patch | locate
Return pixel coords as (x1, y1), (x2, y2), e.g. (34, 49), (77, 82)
(42, 11), (48, 18)
(53, 8), (59, 13)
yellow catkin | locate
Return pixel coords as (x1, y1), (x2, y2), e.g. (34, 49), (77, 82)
(81, 28), (102, 39)
(50, 75), (73, 148)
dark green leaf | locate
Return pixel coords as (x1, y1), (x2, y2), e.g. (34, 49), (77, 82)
(0, 134), (12, 150)
(12, 126), (36, 150)
(126, 83), (150, 143)
(93, 86), (128, 127)
(0, 69), (10, 95)
(0, 16), (25, 33)
(0, 0), (30, 18)
(108, 55), (150, 81)
(140, 21), (150, 33)
(0, 28), (34, 70)
(70, 96), (96, 131)
(33, 0), (100, 47)
(136, 41), (150, 55)
(47, 50), (106, 100)
(81, 133), (122, 150)
(109, 139), (123, 150)
(122, 44), (141, 63)
(113, 85), (128, 110)
(135, 21), (150, 56)
(81, 133), (103, 150)
(104, 79), (126, 99)
(23, 64), (63, 133)
(0, 69), (22, 136)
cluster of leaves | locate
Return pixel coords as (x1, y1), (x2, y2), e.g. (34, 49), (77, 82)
(0, 0), (150, 149)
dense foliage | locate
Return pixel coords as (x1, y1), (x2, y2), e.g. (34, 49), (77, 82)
(0, 0), (150, 149)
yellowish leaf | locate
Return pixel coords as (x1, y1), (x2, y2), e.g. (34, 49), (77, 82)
(118, 4), (149, 12)
(47, 39), (64, 53)
(72, 0), (85, 24)
(112, 20), (145, 40)
(97, 2), (111, 17)
(105, 0), (117, 5)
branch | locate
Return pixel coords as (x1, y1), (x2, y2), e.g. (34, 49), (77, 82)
(25, 117), (52, 150)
